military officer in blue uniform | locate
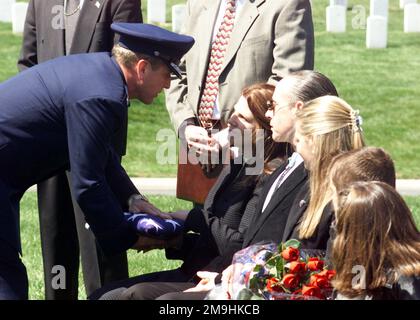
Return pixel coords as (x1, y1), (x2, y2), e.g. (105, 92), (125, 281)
(0, 23), (194, 300)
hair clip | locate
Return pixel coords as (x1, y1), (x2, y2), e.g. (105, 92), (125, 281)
(351, 109), (363, 132)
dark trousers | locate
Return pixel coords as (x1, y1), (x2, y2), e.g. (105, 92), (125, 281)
(89, 268), (194, 300)
(37, 172), (128, 300)
(97, 281), (207, 300)
(0, 241), (28, 300)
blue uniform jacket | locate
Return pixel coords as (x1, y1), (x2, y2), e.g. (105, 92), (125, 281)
(0, 53), (139, 255)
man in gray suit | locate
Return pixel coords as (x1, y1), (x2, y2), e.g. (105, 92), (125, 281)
(167, 0), (314, 141)
(166, 0), (314, 200)
(17, 0), (142, 300)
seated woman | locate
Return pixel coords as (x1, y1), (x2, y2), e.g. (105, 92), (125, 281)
(331, 181), (420, 300)
(281, 95), (365, 250)
(89, 83), (288, 299)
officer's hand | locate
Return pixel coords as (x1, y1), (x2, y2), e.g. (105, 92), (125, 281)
(183, 271), (219, 293)
(129, 197), (171, 220)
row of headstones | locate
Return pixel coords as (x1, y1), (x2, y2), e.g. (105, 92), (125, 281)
(327, 0), (420, 49)
(0, 0), (187, 35)
(0, 0), (28, 34)
(146, 0), (187, 33)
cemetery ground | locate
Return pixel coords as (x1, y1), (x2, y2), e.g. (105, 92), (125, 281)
(0, 0), (419, 299)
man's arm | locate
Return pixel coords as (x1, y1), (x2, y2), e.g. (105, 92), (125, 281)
(268, 0), (315, 84)
(105, 147), (140, 212)
(65, 97), (138, 255)
(17, 0), (37, 71)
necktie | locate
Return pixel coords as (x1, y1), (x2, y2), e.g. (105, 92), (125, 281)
(261, 154), (299, 212)
(274, 163), (293, 190)
(64, 0), (81, 55)
(198, 0), (237, 128)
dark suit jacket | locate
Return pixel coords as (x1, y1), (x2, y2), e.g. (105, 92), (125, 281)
(282, 183), (334, 250)
(17, 0), (142, 155)
(243, 162), (308, 248)
(0, 53), (139, 254)
(165, 159), (264, 277)
(202, 161), (308, 276)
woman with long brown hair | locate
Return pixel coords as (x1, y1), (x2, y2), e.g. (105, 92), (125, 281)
(331, 181), (420, 300)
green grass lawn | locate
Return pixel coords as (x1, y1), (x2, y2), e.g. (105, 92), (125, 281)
(0, 0), (419, 178)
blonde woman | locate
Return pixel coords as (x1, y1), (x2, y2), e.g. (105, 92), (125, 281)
(282, 95), (365, 249)
(332, 181), (420, 300)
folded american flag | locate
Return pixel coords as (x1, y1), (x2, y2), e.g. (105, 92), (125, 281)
(123, 213), (184, 240)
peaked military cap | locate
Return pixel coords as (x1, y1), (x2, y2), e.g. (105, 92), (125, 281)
(111, 23), (194, 79)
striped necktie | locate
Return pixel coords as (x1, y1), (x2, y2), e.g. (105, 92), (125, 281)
(198, 0), (237, 128)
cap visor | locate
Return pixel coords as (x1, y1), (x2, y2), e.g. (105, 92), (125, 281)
(168, 62), (182, 79)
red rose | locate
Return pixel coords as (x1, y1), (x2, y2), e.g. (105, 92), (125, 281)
(266, 277), (283, 292)
(288, 261), (307, 274)
(307, 257), (324, 271)
(281, 274), (300, 289)
(281, 247), (300, 261)
(309, 274), (329, 289)
(302, 285), (324, 299)
(318, 269), (336, 280)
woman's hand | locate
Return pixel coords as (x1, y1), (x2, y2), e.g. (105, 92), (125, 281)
(168, 210), (189, 221)
(221, 263), (243, 299)
(183, 271), (219, 293)
(185, 125), (220, 157)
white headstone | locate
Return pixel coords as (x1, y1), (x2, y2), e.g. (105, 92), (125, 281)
(370, 0), (388, 19)
(0, 0), (15, 23)
(172, 4), (187, 33)
(12, 3), (28, 34)
(400, 0), (417, 9)
(404, 3), (420, 32)
(147, 0), (166, 24)
(366, 16), (387, 48)
(330, 0), (348, 8)
(326, 5), (346, 32)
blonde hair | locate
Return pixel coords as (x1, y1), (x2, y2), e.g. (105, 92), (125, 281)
(331, 181), (420, 298)
(112, 44), (162, 69)
(296, 96), (365, 239)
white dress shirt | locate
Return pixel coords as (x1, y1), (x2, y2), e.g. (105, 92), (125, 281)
(262, 152), (304, 212)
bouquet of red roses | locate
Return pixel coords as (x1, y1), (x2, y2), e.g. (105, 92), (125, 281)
(231, 240), (336, 300)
